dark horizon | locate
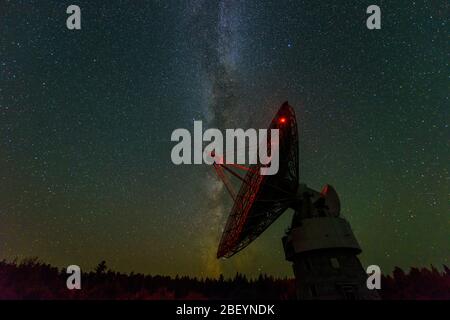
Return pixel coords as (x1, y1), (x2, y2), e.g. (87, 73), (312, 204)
(1, 257), (450, 300)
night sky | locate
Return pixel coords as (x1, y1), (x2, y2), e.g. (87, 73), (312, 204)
(0, 1), (448, 278)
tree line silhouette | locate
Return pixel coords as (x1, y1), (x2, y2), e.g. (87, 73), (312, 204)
(0, 258), (449, 299)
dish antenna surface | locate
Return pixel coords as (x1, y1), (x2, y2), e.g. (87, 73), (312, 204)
(216, 102), (299, 258)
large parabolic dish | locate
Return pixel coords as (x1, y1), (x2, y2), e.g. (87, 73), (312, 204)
(217, 102), (299, 258)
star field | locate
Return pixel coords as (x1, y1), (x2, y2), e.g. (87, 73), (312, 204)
(0, 0), (448, 278)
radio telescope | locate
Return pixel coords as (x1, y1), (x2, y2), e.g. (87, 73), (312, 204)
(211, 102), (379, 300)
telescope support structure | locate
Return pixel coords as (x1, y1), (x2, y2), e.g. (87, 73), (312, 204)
(282, 184), (380, 300)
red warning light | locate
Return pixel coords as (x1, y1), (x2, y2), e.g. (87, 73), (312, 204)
(279, 117), (287, 124)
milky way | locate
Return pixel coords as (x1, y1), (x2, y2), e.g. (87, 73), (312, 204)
(0, 1), (448, 278)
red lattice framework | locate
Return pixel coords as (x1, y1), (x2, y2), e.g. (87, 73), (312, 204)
(213, 102), (299, 258)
